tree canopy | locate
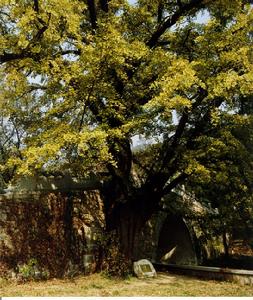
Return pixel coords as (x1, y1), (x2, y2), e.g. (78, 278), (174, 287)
(0, 0), (253, 261)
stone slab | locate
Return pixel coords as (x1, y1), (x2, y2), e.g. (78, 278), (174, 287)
(133, 259), (157, 278)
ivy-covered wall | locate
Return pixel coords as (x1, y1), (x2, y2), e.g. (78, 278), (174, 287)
(0, 190), (105, 278)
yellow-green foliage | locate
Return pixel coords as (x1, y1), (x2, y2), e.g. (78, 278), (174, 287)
(0, 0), (252, 183)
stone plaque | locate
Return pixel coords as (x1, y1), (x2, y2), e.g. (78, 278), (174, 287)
(133, 259), (157, 278)
(140, 264), (152, 273)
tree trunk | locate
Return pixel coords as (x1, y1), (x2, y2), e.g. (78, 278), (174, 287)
(222, 229), (229, 259)
(102, 183), (160, 263)
(117, 204), (144, 261)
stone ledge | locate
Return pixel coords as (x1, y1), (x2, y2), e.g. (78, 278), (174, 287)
(153, 262), (253, 285)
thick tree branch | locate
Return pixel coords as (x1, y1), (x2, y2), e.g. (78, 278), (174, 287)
(162, 173), (188, 196)
(34, 0), (39, 12)
(157, 2), (164, 23)
(186, 97), (224, 144)
(0, 47), (80, 65)
(61, 49), (81, 56)
(144, 88), (208, 195)
(0, 13), (50, 65)
(99, 0), (109, 13)
(177, 0), (183, 8)
(159, 89), (208, 172)
(147, 0), (205, 48)
(153, 98), (224, 191)
(132, 155), (152, 175)
(78, 80), (96, 131)
(0, 52), (28, 64)
(87, 0), (97, 30)
(29, 84), (47, 92)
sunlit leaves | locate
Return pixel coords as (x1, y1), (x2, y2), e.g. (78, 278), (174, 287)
(0, 0), (253, 185)
(2, 123), (114, 176)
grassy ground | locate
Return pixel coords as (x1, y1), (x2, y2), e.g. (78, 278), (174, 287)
(1, 272), (252, 297)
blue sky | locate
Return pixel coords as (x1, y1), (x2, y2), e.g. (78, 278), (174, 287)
(127, 0), (209, 24)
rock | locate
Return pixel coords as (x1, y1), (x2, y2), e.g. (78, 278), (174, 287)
(133, 259), (157, 278)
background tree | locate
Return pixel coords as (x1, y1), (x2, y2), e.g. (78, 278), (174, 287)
(0, 107), (25, 189)
(0, 0), (253, 264)
(184, 99), (253, 259)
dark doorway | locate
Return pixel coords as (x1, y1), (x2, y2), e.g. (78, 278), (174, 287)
(157, 215), (197, 265)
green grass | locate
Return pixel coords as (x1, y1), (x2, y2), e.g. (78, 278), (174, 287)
(0, 272), (252, 296)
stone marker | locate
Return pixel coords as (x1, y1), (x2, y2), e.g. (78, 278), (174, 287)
(133, 259), (157, 278)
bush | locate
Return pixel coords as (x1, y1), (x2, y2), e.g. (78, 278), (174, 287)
(17, 258), (49, 282)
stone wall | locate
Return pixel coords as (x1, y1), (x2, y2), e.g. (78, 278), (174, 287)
(0, 189), (105, 278)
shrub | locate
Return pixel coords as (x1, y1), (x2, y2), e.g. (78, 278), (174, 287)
(17, 258), (49, 282)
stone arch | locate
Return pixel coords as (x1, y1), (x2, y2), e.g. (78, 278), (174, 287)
(156, 214), (197, 265)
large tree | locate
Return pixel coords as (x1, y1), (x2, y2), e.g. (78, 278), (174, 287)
(0, 0), (253, 262)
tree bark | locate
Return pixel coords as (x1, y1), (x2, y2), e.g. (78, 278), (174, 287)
(87, 0), (97, 30)
(147, 0), (205, 48)
(222, 229), (230, 259)
(102, 181), (160, 261)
